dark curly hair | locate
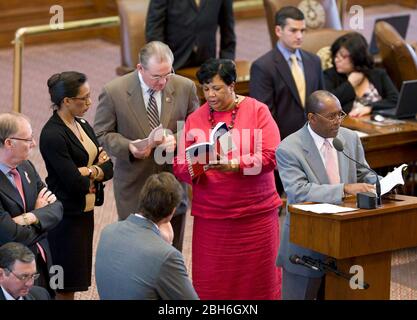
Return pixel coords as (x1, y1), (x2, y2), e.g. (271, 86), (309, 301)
(330, 32), (374, 73)
(196, 58), (236, 85)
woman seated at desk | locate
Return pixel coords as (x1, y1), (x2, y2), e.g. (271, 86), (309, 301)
(324, 32), (398, 117)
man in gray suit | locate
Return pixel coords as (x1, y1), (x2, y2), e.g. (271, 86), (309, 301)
(95, 172), (198, 300)
(276, 90), (376, 300)
(94, 41), (199, 251)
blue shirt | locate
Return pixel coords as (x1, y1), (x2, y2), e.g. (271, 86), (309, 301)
(277, 41), (305, 74)
(0, 162), (16, 187)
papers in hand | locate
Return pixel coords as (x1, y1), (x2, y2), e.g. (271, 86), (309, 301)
(131, 124), (164, 151)
(292, 203), (358, 214)
(380, 163), (408, 195)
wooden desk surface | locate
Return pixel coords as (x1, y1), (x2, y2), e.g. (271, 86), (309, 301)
(289, 194), (417, 259)
(342, 116), (417, 168)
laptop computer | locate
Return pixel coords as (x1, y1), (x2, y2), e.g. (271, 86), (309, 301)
(369, 14), (410, 55)
(376, 80), (417, 119)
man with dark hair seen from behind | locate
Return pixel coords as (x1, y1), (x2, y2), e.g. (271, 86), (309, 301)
(0, 112), (63, 297)
(276, 90), (376, 299)
(95, 172), (198, 300)
(0, 242), (50, 300)
(250, 6), (324, 194)
(146, 0), (236, 70)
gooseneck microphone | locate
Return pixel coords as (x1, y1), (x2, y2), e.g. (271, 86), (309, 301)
(289, 255), (320, 271)
(332, 137), (381, 206)
(290, 254), (370, 289)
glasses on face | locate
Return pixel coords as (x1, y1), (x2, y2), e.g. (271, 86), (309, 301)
(146, 68), (175, 81)
(314, 110), (347, 123)
(8, 136), (34, 143)
(6, 268), (40, 282)
(70, 94), (91, 103)
(335, 51), (350, 60)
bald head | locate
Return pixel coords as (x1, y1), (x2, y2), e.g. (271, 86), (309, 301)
(305, 90), (341, 116)
(307, 90), (344, 138)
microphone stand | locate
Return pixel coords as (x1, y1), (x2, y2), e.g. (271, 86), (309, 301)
(340, 150), (381, 206)
(302, 256), (370, 290)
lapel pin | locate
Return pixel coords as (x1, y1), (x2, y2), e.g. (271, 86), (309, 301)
(165, 97), (171, 103)
(24, 171), (31, 184)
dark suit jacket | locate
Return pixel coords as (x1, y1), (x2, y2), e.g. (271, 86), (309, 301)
(146, 0), (236, 70)
(324, 67), (399, 113)
(0, 160), (63, 282)
(0, 285), (51, 300)
(39, 111), (113, 216)
(250, 47), (324, 140)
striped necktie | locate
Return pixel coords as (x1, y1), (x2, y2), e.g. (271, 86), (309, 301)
(147, 89), (160, 130)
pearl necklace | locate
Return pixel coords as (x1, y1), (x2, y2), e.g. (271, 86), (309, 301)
(209, 96), (240, 129)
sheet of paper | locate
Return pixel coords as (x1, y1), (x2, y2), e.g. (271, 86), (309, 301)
(131, 124), (163, 151)
(380, 163), (408, 195)
(292, 203), (358, 214)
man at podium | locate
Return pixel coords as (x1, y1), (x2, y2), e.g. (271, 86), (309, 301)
(276, 90), (377, 300)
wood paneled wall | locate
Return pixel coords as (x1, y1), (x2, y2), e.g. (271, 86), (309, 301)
(0, 0), (266, 49)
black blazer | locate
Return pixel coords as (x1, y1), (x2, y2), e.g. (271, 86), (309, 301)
(0, 285), (51, 300)
(39, 111), (113, 216)
(0, 160), (63, 278)
(146, 0), (236, 70)
(250, 47), (324, 140)
(324, 67), (399, 113)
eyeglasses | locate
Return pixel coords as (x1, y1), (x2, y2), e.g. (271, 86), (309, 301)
(314, 110), (347, 123)
(147, 69), (175, 81)
(70, 94), (91, 103)
(335, 51), (350, 60)
(8, 136), (34, 143)
(5, 268), (40, 282)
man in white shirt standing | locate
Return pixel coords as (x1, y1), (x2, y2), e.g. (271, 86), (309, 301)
(276, 90), (376, 299)
(94, 41), (199, 251)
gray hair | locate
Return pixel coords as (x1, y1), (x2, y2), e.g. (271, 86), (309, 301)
(0, 242), (35, 271)
(138, 41), (174, 69)
(0, 112), (30, 148)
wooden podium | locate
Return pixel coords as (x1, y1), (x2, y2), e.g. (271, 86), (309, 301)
(289, 194), (417, 299)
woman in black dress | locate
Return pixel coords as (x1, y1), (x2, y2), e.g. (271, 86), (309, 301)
(40, 71), (113, 299)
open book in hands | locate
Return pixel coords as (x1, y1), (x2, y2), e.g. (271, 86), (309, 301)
(185, 122), (235, 179)
(131, 124), (164, 152)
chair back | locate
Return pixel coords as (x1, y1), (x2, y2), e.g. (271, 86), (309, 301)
(375, 21), (417, 89)
(116, 0), (150, 75)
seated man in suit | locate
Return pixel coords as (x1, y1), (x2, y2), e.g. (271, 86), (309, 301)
(276, 90), (376, 300)
(95, 172), (198, 300)
(0, 112), (63, 296)
(0, 242), (50, 300)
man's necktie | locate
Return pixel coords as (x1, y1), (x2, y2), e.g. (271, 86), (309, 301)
(10, 168), (26, 209)
(290, 54), (306, 107)
(322, 139), (340, 184)
(10, 168), (47, 263)
(147, 89), (160, 130)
